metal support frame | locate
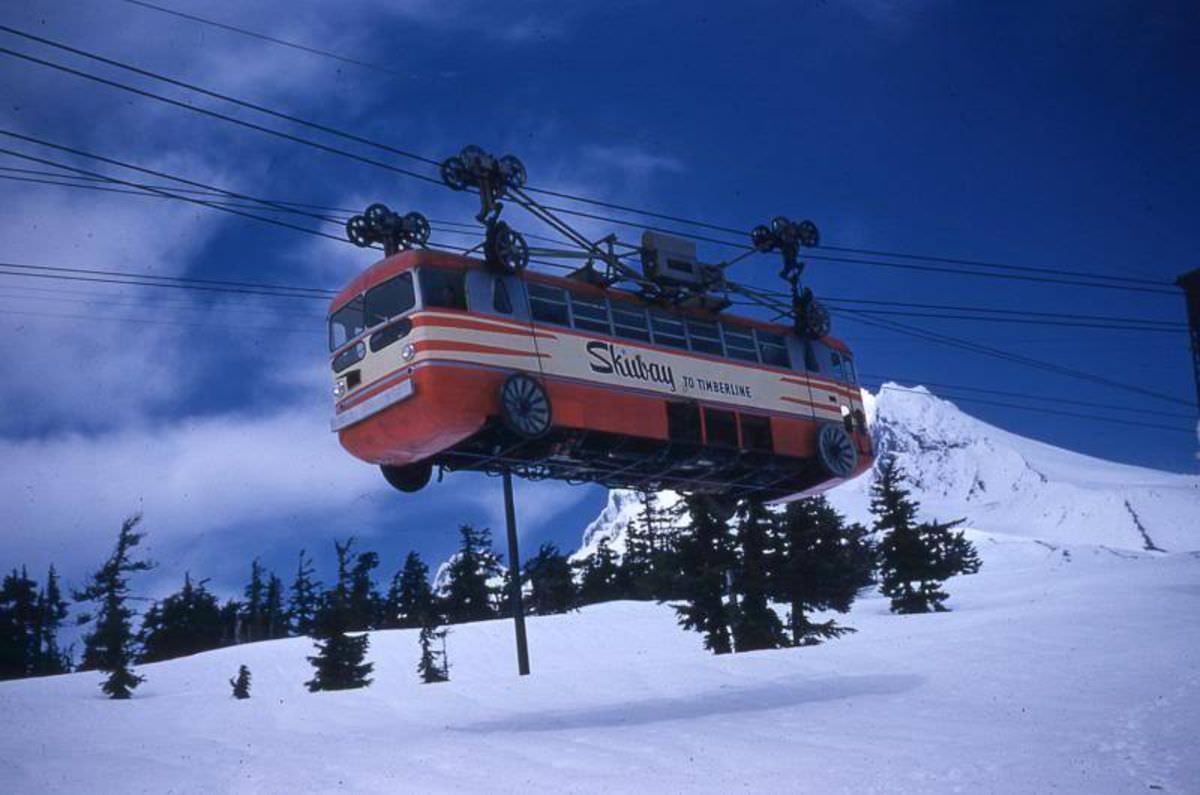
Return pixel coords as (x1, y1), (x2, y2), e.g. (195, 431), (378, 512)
(502, 469), (531, 676)
(1177, 269), (1200, 411)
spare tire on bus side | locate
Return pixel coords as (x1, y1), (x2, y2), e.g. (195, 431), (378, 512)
(499, 373), (552, 439)
(380, 462), (432, 493)
(815, 423), (858, 479)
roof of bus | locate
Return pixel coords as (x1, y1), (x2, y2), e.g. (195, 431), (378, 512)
(330, 249), (852, 354)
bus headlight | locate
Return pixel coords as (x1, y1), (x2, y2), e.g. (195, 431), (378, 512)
(333, 377), (347, 399)
(401, 343), (416, 361)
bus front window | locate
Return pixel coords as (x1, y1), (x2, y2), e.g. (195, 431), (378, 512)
(364, 272), (415, 327)
(418, 268), (467, 310)
(329, 295), (365, 351)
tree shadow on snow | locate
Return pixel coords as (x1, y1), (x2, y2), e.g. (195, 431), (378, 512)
(452, 673), (923, 733)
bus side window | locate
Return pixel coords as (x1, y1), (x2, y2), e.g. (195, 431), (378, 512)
(611, 303), (651, 342)
(419, 268), (467, 310)
(649, 312), (688, 349)
(528, 282), (570, 326)
(493, 278), (513, 314)
(756, 330), (791, 368)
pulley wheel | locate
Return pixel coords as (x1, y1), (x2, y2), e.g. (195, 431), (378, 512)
(771, 215), (798, 244)
(440, 156), (469, 190)
(403, 211), (431, 245)
(499, 373), (552, 439)
(345, 215), (371, 247)
(460, 145), (490, 173)
(365, 203), (393, 233)
(803, 299), (831, 339)
(797, 219), (819, 247)
(498, 154), (527, 189)
(750, 224), (774, 252)
(816, 424), (858, 479)
(485, 222), (529, 274)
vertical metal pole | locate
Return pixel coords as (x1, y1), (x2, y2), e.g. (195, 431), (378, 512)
(1177, 269), (1200, 411)
(502, 470), (531, 676)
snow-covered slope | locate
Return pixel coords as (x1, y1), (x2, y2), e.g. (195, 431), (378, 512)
(2, 535), (1197, 793)
(576, 384), (1199, 559)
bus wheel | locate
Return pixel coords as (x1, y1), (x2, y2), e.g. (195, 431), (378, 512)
(499, 373), (552, 439)
(380, 462), (432, 493)
(700, 493), (738, 522)
(816, 423), (858, 478)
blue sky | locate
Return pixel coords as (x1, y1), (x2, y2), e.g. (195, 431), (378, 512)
(1, 0), (1196, 602)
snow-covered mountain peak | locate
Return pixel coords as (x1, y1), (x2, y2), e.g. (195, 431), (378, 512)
(575, 384), (1199, 560)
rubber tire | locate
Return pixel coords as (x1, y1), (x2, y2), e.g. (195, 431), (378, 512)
(380, 462), (432, 493)
(499, 373), (552, 439)
(700, 493), (738, 523)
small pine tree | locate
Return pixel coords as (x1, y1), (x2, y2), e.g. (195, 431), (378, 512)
(385, 551), (436, 629)
(672, 495), (735, 655)
(730, 498), (785, 653)
(306, 539), (373, 692)
(288, 550), (321, 636)
(75, 514), (154, 699)
(523, 543), (577, 615)
(264, 574), (288, 639)
(416, 621), (449, 684)
(872, 456), (982, 613)
(34, 565), (71, 675)
(771, 497), (875, 645)
(242, 559), (266, 643)
(575, 537), (624, 605)
(229, 664), (251, 699)
(138, 573), (224, 663)
(347, 550), (381, 631)
(0, 566), (40, 680)
(442, 526), (502, 624)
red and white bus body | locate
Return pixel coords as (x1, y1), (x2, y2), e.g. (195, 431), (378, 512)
(328, 250), (873, 502)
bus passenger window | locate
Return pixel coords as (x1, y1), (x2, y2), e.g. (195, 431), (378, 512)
(756, 330), (791, 368)
(611, 303), (651, 342)
(650, 312), (688, 349)
(493, 278), (513, 314)
(686, 319), (723, 356)
(528, 282), (570, 326)
(569, 293), (611, 334)
(843, 356), (858, 384)
(419, 268), (467, 310)
(364, 272), (415, 328)
(722, 324), (758, 362)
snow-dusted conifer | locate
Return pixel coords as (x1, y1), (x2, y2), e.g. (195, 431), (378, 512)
(523, 543), (576, 614)
(288, 549), (320, 636)
(229, 664), (251, 699)
(575, 537), (624, 605)
(672, 495), (734, 654)
(75, 514), (154, 699)
(873, 456), (981, 613)
(730, 498), (785, 652)
(442, 526), (502, 624)
(306, 538), (373, 692)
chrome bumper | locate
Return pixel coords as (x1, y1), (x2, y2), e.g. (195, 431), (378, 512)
(330, 378), (414, 432)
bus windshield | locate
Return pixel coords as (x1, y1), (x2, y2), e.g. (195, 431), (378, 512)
(329, 296), (365, 351)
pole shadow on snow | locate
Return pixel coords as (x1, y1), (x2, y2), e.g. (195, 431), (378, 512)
(452, 673), (923, 733)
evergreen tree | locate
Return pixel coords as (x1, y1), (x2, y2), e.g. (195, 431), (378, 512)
(33, 564), (71, 675)
(242, 559), (266, 643)
(730, 499), (785, 653)
(523, 543), (576, 615)
(575, 537), (624, 605)
(264, 574), (288, 639)
(75, 514), (154, 699)
(138, 573), (224, 663)
(347, 549), (381, 631)
(0, 567), (39, 680)
(671, 495), (735, 654)
(230, 664), (251, 699)
(385, 551), (436, 629)
(771, 497), (875, 645)
(306, 538), (373, 692)
(218, 599), (242, 647)
(442, 525), (502, 624)
(872, 456), (982, 613)
(416, 619), (449, 684)
(288, 549), (320, 636)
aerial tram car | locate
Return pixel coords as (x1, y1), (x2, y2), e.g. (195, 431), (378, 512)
(328, 146), (873, 513)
